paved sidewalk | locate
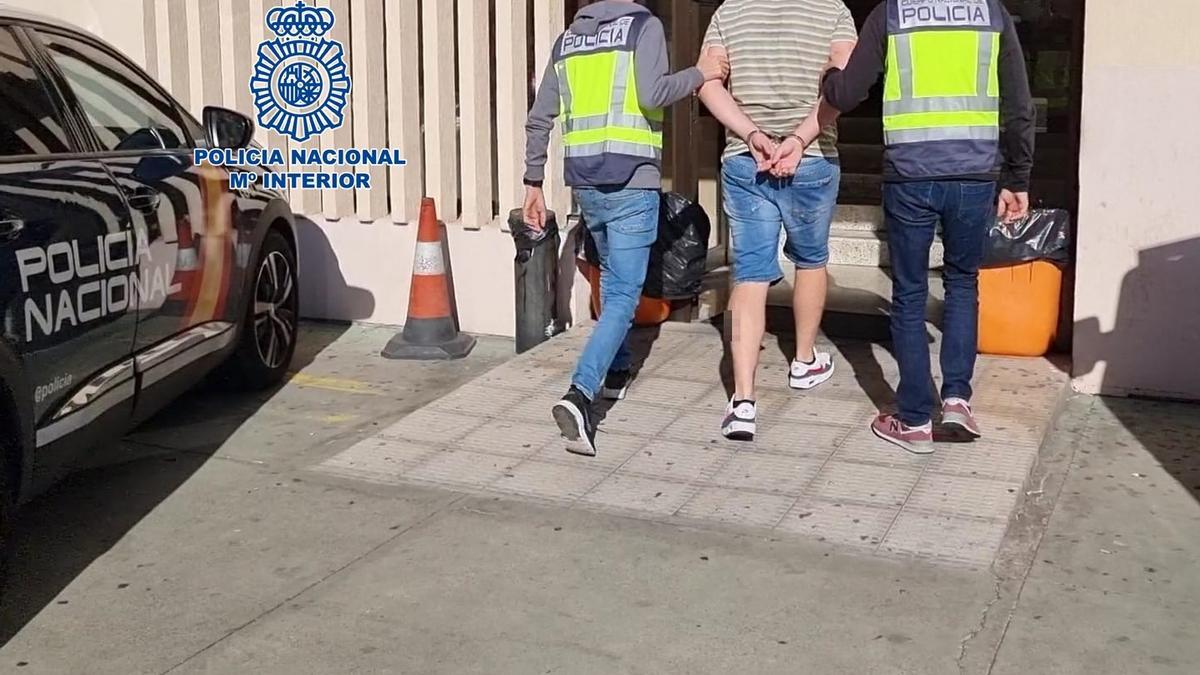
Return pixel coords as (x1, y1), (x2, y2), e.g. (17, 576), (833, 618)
(318, 322), (1067, 570)
(5, 322), (1197, 674)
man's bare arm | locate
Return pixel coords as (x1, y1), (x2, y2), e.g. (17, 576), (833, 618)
(696, 47), (778, 169)
(695, 48), (757, 140)
(697, 81), (758, 142)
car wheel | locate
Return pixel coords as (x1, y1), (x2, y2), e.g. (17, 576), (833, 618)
(219, 230), (299, 390)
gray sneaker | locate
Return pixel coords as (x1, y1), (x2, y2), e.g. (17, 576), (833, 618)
(940, 398), (981, 439)
(721, 398), (757, 442)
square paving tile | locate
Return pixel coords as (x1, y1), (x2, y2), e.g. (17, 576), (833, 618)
(318, 436), (437, 485)
(880, 510), (1007, 567)
(977, 419), (1048, 448)
(808, 461), (923, 507)
(752, 360), (800, 392)
(473, 364), (565, 391)
(532, 432), (644, 472)
(906, 473), (1022, 521)
(379, 409), (484, 446)
(707, 452), (824, 496)
(659, 411), (725, 442)
(754, 420), (853, 456)
(457, 420), (561, 459)
(927, 442), (1037, 482)
(579, 474), (698, 517)
(834, 427), (931, 469)
(693, 387), (737, 414)
(776, 499), (897, 549)
(645, 337), (725, 370)
(429, 384), (530, 416)
(506, 389), (573, 422)
(487, 460), (608, 504)
(598, 401), (683, 437)
(624, 377), (715, 407)
(617, 440), (733, 484)
(403, 449), (518, 491)
(678, 487), (795, 529)
(774, 396), (873, 427)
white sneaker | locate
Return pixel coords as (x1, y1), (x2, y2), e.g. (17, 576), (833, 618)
(721, 398), (757, 441)
(789, 352), (835, 390)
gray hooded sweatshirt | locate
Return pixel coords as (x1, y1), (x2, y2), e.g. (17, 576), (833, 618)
(523, 0), (704, 190)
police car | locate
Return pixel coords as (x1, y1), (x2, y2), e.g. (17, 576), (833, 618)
(0, 8), (299, 546)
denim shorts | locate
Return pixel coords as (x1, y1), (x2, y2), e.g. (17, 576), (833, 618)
(721, 153), (841, 284)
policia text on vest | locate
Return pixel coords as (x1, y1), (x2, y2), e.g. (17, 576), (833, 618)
(897, 0), (991, 30)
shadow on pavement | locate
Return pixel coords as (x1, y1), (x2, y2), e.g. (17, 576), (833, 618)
(0, 323), (349, 645)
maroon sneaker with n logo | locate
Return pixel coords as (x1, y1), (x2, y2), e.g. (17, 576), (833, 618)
(870, 414), (934, 455)
(940, 398), (982, 439)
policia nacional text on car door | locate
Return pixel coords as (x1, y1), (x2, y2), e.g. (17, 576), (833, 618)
(0, 11), (299, 554)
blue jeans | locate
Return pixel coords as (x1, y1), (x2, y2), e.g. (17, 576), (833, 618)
(571, 187), (659, 400)
(885, 180), (995, 426)
(721, 154), (840, 283)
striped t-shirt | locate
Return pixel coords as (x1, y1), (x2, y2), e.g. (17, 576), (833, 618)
(702, 0), (858, 160)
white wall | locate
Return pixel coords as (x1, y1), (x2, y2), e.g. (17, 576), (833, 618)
(1072, 2), (1200, 399)
(295, 216), (515, 337)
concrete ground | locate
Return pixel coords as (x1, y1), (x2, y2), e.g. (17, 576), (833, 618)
(1, 322), (1197, 674)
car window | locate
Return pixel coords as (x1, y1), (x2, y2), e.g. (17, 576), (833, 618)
(0, 28), (71, 157)
(37, 30), (192, 152)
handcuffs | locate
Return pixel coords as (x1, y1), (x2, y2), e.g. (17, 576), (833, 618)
(746, 129), (810, 149)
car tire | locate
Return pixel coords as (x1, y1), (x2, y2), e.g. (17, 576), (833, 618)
(219, 230), (299, 390)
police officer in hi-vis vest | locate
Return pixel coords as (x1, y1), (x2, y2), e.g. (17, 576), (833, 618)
(799, 0), (1035, 454)
(522, 0), (727, 456)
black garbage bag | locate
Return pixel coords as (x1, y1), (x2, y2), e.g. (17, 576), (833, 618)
(508, 209), (560, 354)
(576, 192), (712, 300)
(646, 192), (712, 299)
(983, 208), (1072, 267)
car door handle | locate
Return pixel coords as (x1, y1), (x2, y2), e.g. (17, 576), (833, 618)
(124, 187), (161, 213)
(0, 218), (24, 240)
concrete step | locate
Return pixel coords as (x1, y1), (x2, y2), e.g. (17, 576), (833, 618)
(691, 264), (944, 343)
(827, 228), (944, 269)
(823, 264), (943, 323)
(833, 204), (884, 232)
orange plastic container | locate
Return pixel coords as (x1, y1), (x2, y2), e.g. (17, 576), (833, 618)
(580, 260), (671, 327)
(977, 260), (1062, 357)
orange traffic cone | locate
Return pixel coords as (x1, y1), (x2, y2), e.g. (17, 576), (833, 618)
(382, 198), (476, 360)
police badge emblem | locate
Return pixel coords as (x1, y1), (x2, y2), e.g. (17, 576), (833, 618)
(250, 1), (352, 142)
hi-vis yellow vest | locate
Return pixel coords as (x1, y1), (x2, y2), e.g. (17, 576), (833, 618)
(553, 14), (664, 186)
(882, 0), (1003, 178)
